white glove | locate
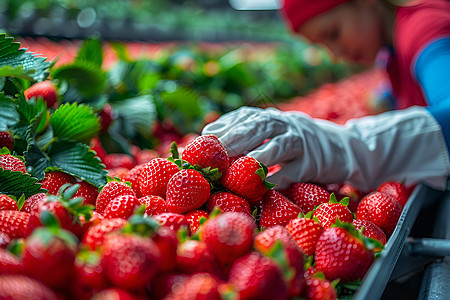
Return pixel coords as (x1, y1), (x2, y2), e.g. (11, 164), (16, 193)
(202, 106), (450, 191)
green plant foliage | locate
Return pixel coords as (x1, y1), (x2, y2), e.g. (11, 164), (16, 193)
(50, 102), (100, 144)
(0, 168), (46, 199)
(0, 92), (19, 130)
(0, 33), (50, 81)
(75, 37), (104, 68)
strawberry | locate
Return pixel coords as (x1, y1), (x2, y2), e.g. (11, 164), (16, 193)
(40, 171), (76, 195)
(101, 233), (161, 291)
(96, 180), (136, 215)
(165, 272), (222, 300)
(260, 190), (303, 229)
(73, 181), (99, 206)
(356, 191), (402, 236)
(90, 137), (108, 162)
(82, 217), (127, 250)
(0, 194), (18, 211)
(0, 275), (57, 300)
(152, 226), (179, 273)
(288, 182), (330, 213)
(104, 153), (136, 170)
(149, 273), (188, 300)
(377, 180), (410, 208)
(228, 251), (289, 300)
(286, 216), (324, 257)
(222, 156), (275, 200)
(0, 131), (13, 151)
(181, 134), (229, 175)
(0, 248), (21, 274)
(353, 219), (387, 246)
(176, 239), (222, 276)
(22, 193), (47, 213)
(314, 224), (374, 282)
(338, 183), (363, 212)
(206, 191), (251, 215)
(103, 194), (139, 219)
(185, 209), (209, 234)
(22, 226), (77, 290)
(98, 103), (114, 133)
(313, 195), (353, 229)
(134, 149), (159, 166)
(304, 276), (337, 300)
(24, 80), (59, 108)
(107, 167), (130, 180)
(139, 158), (180, 198)
(153, 212), (190, 233)
(166, 169), (211, 214)
(138, 195), (168, 216)
(123, 164), (146, 197)
(0, 154), (27, 173)
(74, 249), (108, 291)
(91, 287), (141, 300)
(254, 226), (306, 297)
(199, 212), (256, 268)
(0, 210), (29, 240)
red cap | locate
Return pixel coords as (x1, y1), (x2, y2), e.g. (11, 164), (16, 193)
(281, 0), (349, 32)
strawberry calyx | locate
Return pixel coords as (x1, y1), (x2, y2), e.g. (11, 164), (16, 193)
(329, 193), (350, 207)
(38, 210), (78, 250)
(121, 210), (160, 237)
(331, 219), (384, 252)
(266, 240), (295, 283)
(255, 162), (276, 190)
(106, 175), (132, 188)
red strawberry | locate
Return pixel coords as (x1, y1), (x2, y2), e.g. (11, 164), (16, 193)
(338, 183), (363, 212)
(96, 180), (136, 215)
(91, 287), (142, 300)
(0, 194), (18, 211)
(138, 195), (168, 216)
(0, 210), (30, 240)
(199, 212), (256, 268)
(82, 218), (127, 250)
(314, 225), (374, 282)
(90, 137), (108, 162)
(206, 192), (251, 215)
(313, 196), (353, 229)
(254, 226), (306, 297)
(0, 248), (21, 274)
(176, 239), (222, 276)
(165, 272), (221, 300)
(74, 250), (108, 291)
(377, 180), (410, 208)
(40, 171), (76, 195)
(356, 191), (402, 236)
(139, 158), (180, 198)
(149, 273), (188, 300)
(101, 233), (161, 291)
(0, 131), (13, 151)
(103, 194), (139, 219)
(0, 154), (27, 173)
(166, 169), (210, 214)
(98, 103), (114, 133)
(24, 80), (59, 108)
(0, 275), (57, 300)
(22, 193), (47, 213)
(134, 149), (159, 166)
(185, 209), (209, 234)
(286, 216), (324, 257)
(304, 276), (337, 300)
(22, 227), (77, 290)
(73, 181), (99, 206)
(288, 183), (330, 213)
(222, 156), (275, 200)
(228, 251), (289, 300)
(123, 164), (146, 197)
(153, 212), (191, 233)
(260, 190), (303, 229)
(181, 134), (229, 175)
(353, 219), (387, 246)
(107, 167), (130, 180)
(152, 226), (179, 273)
(104, 153), (136, 170)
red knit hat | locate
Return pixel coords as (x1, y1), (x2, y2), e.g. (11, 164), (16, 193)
(281, 0), (350, 32)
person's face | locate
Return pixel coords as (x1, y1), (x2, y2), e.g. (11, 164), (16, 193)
(297, 0), (387, 65)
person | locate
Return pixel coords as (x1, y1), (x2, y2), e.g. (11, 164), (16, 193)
(202, 0), (450, 192)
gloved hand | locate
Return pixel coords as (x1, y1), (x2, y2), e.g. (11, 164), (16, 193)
(202, 106), (450, 191)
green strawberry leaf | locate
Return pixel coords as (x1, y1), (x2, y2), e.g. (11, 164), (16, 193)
(0, 33), (51, 82)
(75, 38), (103, 68)
(0, 168), (46, 199)
(50, 102), (100, 144)
(13, 94), (49, 136)
(0, 93), (19, 130)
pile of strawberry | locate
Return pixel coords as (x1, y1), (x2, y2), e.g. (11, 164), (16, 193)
(0, 134), (413, 299)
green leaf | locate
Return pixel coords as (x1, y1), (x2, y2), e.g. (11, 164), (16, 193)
(75, 38), (104, 68)
(0, 33), (50, 81)
(50, 102), (100, 143)
(0, 93), (19, 130)
(13, 94), (49, 135)
(0, 168), (46, 199)
(51, 61), (107, 98)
